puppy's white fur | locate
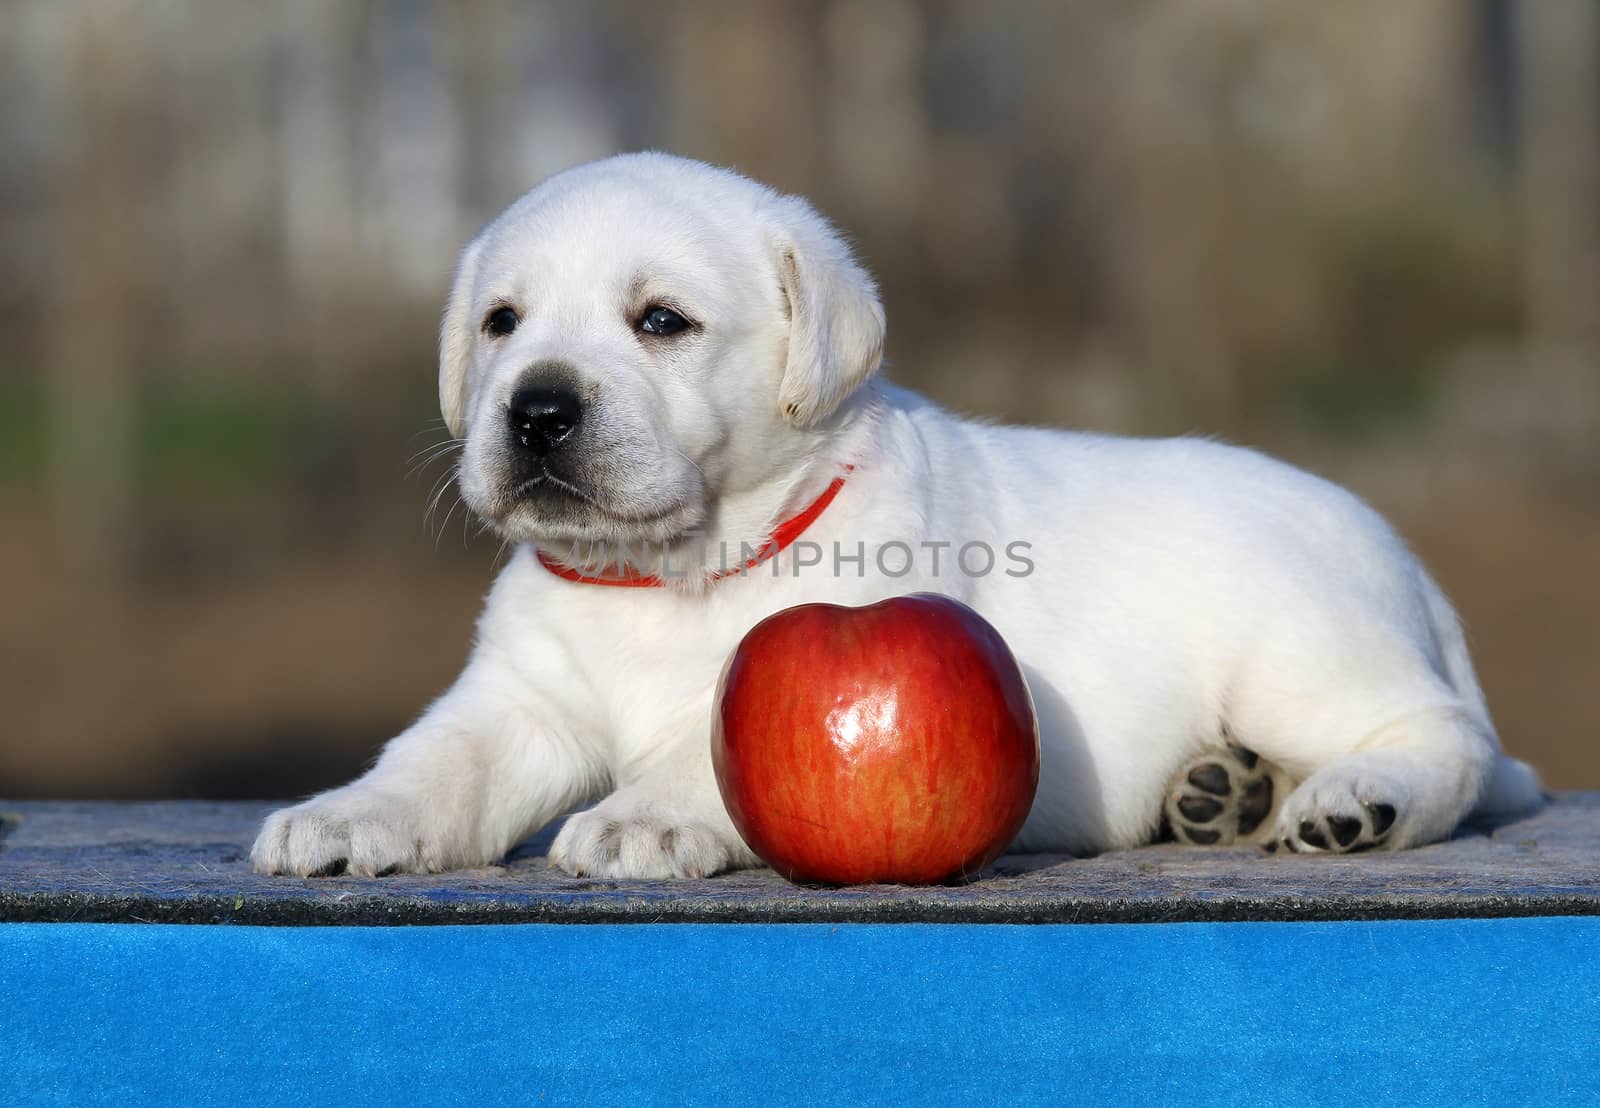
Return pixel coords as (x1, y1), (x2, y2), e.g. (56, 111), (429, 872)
(253, 153), (1541, 878)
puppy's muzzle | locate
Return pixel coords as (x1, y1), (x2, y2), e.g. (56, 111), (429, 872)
(507, 382), (584, 458)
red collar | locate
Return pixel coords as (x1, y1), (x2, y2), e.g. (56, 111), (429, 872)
(536, 466), (853, 588)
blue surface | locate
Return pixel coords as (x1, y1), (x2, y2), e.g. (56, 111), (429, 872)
(2, 918), (1596, 1105)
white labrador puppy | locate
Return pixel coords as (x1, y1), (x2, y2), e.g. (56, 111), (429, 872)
(253, 153), (1541, 878)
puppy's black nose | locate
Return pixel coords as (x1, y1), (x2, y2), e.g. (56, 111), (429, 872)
(506, 384), (583, 456)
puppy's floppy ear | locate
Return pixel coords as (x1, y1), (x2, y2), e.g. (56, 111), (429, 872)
(438, 235), (486, 440)
(768, 194), (886, 426)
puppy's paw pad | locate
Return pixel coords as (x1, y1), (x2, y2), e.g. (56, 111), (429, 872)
(1185, 763), (1232, 797)
(1326, 815), (1363, 847)
(1276, 774), (1405, 854)
(1163, 745), (1292, 847)
(1296, 819), (1329, 849)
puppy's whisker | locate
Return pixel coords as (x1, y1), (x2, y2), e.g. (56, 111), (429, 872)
(434, 489), (467, 549)
(407, 422), (450, 444)
(436, 504), (462, 549)
(407, 454), (462, 487)
(423, 473), (455, 521)
(406, 439), (464, 475)
(408, 441), (462, 468)
(423, 468), (461, 534)
(408, 455), (460, 483)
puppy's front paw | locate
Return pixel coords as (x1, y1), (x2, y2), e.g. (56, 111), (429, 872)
(549, 796), (749, 879)
(252, 788), (441, 877)
(1274, 768), (1408, 854)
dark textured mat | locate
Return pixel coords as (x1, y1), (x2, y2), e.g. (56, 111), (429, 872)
(0, 794), (1594, 924)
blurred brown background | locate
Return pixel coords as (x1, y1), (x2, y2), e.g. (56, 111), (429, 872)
(1, 0), (1596, 799)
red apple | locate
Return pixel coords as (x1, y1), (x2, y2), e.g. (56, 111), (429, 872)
(711, 593), (1040, 885)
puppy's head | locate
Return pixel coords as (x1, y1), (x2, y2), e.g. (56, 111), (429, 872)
(442, 153), (885, 548)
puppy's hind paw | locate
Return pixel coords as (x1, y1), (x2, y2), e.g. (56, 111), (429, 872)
(1275, 768), (1407, 854)
(1163, 744), (1294, 847)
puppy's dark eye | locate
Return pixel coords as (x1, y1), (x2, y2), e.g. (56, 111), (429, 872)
(639, 306), (691, 336)
(484, 307), (519, 336)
